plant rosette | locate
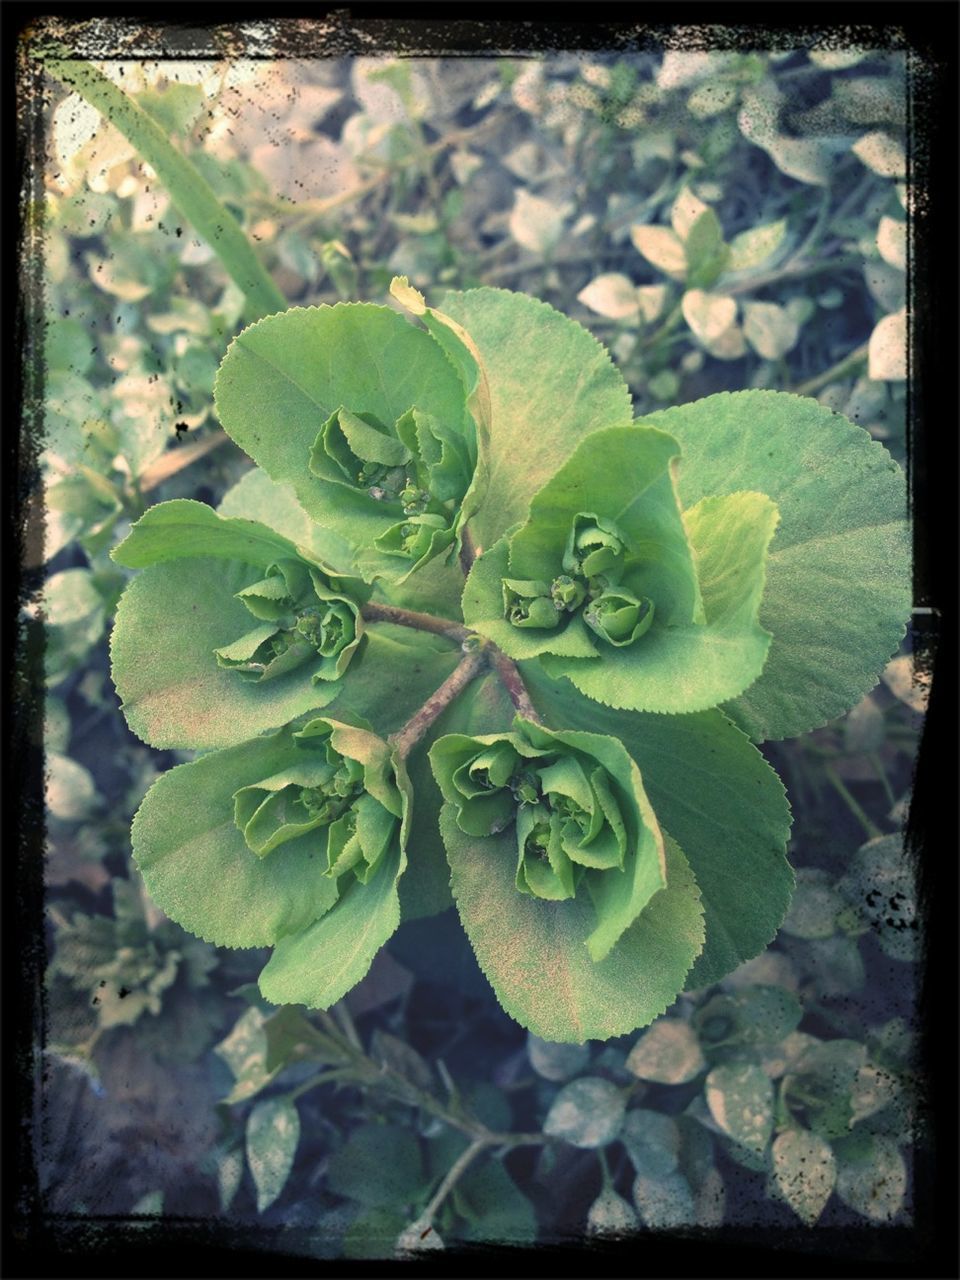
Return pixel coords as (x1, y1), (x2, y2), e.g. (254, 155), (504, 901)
(111, 280), (911, 1043)
(429, 717), (705, 1041)
(131, 715), (413, 1009)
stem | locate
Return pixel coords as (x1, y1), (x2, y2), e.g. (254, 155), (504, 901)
(44, 58), (287, 321)
(388, 646), (488, 759)
(331, 1000), (363, 1051)
(824, 763), (882, 841)
(286, 1067), (355, 1103)
(421, 1137), (489, 1225)
(726, 254), (863, 299)
(487, 647), (541, 723)
(361, 601), (470, 645)
(790, 340), (870, 397)
(458, 525), (479, 575)
(138, 430), (232, 493)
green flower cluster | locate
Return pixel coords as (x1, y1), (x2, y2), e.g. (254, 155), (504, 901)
(234, 717), (405, 884)
(503, 512), (655, 648)
(431, 718), (665, 964)
(214, 557), (361, 684)
(309, 403), (476, 573)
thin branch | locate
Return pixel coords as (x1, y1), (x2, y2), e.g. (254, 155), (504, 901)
(421, 1137), (489, 1225)
(361, 601), (471, 644)
(388, 646), (488, 759)
(488, 647), (541, 724)
(138, 431), (233, 493)
(458, 525), (479, 575)
(790, 340), (870, 397)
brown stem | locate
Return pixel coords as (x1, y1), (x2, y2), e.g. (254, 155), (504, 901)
(488, 647), (541, 724)
(458, 524), (479, 575)
(388, 646), (488, 759)
(361, 601), (470, 644)
(139, 430), (232, 493)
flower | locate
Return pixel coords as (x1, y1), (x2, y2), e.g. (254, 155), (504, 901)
(430, 717), (666, 962)
(213, 557), (362, 683)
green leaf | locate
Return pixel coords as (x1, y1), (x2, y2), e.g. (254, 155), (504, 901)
(453, 1158), (538, 1245)
(246, 1097), (301, 1212)
(257, 846), (403, 1008)
(726, 219), (787, 273)
(520, 662), (793, 988)
(587, 1188), (640, 1234)
(213, 303), (471, 576)
(218, 467), (356, 571)
(621, 1109), (681, 1178)
(544, 490), (778, 714)
(437, 288), (633, 548)
(527, 1034), (590, 1082)
(440, 807), (703, 1042)
(834, 1134), (906, 1221)
(543, 1077), (626, 1148)
(626, 1018), (706, 1084)
(705, 1062), (774, 1153)
(132, 729), (341, 948)
(326, 1123), (425, 1209)
(632, 1170), (696, 1228)
(110, 557), (342, 749)
(639, 391), (910, 740)
(684, 208), (730, 288)
(772, 1129), (837, 1225)
(838, 834), (917, 962)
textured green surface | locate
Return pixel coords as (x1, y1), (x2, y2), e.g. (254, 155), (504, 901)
(521, 664), (793, 988)
(639, 391), (911, 740)
(213, 303), (470, 579)
(131, 729), (340, 948)
(441, 808), (703, 1043)
(438, 289), (634, 549)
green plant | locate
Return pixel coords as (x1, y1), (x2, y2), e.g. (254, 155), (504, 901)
(108, 276), (909, 1045)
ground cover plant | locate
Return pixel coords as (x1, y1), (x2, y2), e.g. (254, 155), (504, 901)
(27, 26), (928, 1260)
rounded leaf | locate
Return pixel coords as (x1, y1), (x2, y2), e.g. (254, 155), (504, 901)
(772, 1129), (837, 1225)
(705, 1062), (774, 1153)
(626, 1018), (705, 1084)
(543, 1077), (626, 1148)
(527, 1035), (590, 1082)
(246, 1097), (300, 1213)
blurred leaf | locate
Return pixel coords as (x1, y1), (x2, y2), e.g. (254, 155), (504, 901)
(772, 1129), (837, 1225)
(780, 868), (842, 940)
(876, 216), (906, 271)
(726, 219), (787, 272)
(395, 1217), (444, 1253)
(527, 1035), (590, 1082)
(543, 1077), (626, 1149)
(326, 1124), (425, 1209)
(671, 188), (710, 241)
(217, 1147), (244, 1213)
(809, 50), (867, 70)
(834, 77), (905, 127)
(838, 834), (917, 962)
(130, 1189), (164, 1216)
(632, 1169), (696, 1227)
(834, 1134), (906, 1221)
(631, 224), (686, 278)
(881, 655), (929, 713)
(246, 1097), (300, 1212)
(694, 1166), (726, 1226)
(626, 1018), (705, 1084)
(453, 1158), (537, 1245)
(587, 1187), (639, 1234)
(705, 1062), (774, 1152)
(682, 289), (737, 345)
(46, 753), (98, 821)
(263, 1005), (351, 1073)
(742, 301), (799, 360)
(137, 82), (204, 136)
(684, 210), (730, 289)
(620, 1109), (680, 1178)
(370, 1029), (434, 1096)
(852, 131), (906, 178)
(509, 189), (568, 255)
(843, 694), (885, 753)
(215, 1007), (281, 1104)
(577, 273), (640, 320)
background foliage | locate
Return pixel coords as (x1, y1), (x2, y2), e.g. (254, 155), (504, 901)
(28, 31), (926, 1260)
